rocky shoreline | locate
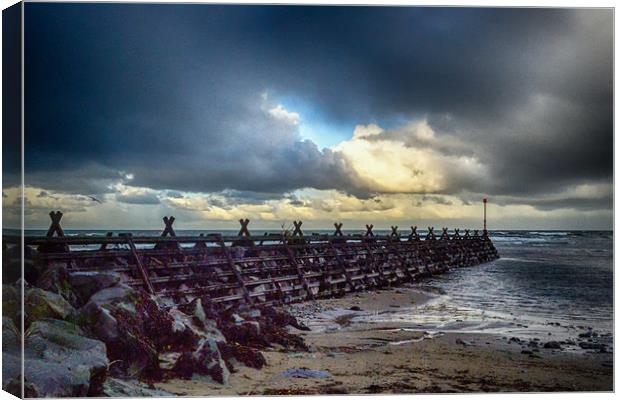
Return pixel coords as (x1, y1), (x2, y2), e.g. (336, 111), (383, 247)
(2, 248), (312, 397)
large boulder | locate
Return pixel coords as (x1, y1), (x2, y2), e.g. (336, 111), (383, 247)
(2, 317), (22, 397)
(102, 378), (173, 397)
(2, 284), (22, 327)
(35, 264), (79, 306)
(78, 285), (159, 379)
(3, 259), (23, 285)
(25, 287), (75, 325)
(68, 271), (121, 305)
(173, 337), (230, 384)
(21, 319), (109, 397)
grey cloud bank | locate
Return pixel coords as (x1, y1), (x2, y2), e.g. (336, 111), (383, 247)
(13, 5), (613, 228)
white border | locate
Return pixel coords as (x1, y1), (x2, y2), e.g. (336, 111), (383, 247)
(0, 2), (616, 400)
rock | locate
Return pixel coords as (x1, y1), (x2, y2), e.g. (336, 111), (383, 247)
(23, 319), (109, 397)
(35, 264), (79, 306)
(456, 338), (472, 346)
(578, 342), (607, 351)
(281, 368), (331, 379)
(102, 378), (173, 397)
(3, 257), (22, 284)
(2, 317), (22, 397)
(25, 287), (75, 325)
(527, 340), (538, 348)
(174, 338), (230, 384)
(87, 284), (138, 307)
(258, 306), (310, 331)
(521, 350), (533, 355)
(78, 285), (160, 379)
(508, 337), (521, 344)
(68, 271), (121, 305)
(578, 331), (592, 338)
(349, 306), (362, 311)
(2, 317), (20, 352)
(543, 341), (562, 349)
(2, 284), (21, 326)
(158, 352), (183, 371)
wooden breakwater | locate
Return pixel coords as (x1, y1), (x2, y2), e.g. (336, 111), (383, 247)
(15, 211), (499, 308)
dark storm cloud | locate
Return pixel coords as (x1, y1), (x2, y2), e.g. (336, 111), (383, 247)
(23, 5), (612, 211)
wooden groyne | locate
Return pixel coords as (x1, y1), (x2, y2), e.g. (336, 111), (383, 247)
(16, 211), (499, 308)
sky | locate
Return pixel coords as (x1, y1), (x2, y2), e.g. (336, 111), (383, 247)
(3, 4), (614, 231)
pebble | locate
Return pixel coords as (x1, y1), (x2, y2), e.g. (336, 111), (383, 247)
(543, 341), (562, 350)
(456, 338), (472, 347)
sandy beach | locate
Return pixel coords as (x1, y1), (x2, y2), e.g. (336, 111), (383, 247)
(156, 286), (613, 395)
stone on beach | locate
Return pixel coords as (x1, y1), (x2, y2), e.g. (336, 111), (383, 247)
(25, 287), (75, 325)
(543, 341), (562, 350)
(18, 319), (109, 397)
(281, 368), (331, 379)
(68, 271), (121, 305)
(102, 377), (173, 397)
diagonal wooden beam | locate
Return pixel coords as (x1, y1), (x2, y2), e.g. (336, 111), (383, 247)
(282, 238), (314, 300)
(126, 235), (155, 294)
(218, 236), (254, 305)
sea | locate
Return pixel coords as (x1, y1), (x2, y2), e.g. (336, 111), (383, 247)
(14, 228), (615, 348)
(372, 230), (614, 349)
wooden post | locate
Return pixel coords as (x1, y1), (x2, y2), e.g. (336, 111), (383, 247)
(161, 216), (177, 237)
(483, 198), (487, 232)
(99, 232), (113, 251)
(333, 222), (343, 236)
(238, 218), (251, 237)
(440, 227), (450, 240)
(452, 229), (461, 240)
(390, 226), (399, 238)
(292, 221), (304, 237)
(39, 211), (69, 253)
(46, 211), (65, 237)
(409, 226), (420, 241)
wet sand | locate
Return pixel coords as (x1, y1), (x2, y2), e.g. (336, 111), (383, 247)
(156, 287), (613, 395)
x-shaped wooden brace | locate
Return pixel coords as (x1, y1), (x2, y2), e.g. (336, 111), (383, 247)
(426, 226), (436, 240)
(238, 218), (251, 237)
(194, 233), (208, 250)
(473, 230), (480, 238)
(334, 222), (343, 236)
(292, 221), (304, 237)
(452, 228), (461, 240)
(46, 211), (65, 237)
(409, 226), (420, 241)
(99, 231), (113, 251)
(463, 229), (471, 239)
(440, 227), (449, 240)
(364, 224), (374, 237)
(390, 226), (399, 237)
(161, 216), (177, 237)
